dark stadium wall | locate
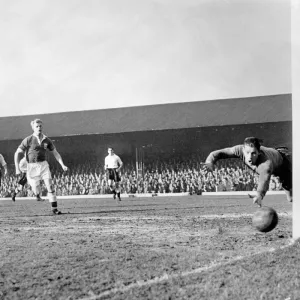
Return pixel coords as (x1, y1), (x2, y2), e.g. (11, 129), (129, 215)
(1, 121), (292, 166)
(0, 94), (292, 141)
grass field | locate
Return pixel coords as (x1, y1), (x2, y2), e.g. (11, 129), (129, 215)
(0, 194), (298, 300)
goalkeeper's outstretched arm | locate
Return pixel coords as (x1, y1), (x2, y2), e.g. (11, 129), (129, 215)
(202, 146), (241, 171)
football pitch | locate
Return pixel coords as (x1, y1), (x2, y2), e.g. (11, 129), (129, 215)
(0, 194), (298, 300)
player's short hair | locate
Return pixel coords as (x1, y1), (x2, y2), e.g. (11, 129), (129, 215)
(31, 119), (43, 130)
(244, 137), (263, 150)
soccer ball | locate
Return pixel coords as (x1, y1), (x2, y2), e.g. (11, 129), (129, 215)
(252, 206), (278, 233)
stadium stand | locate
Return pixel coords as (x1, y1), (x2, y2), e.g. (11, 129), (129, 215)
(0, 151), (283, 198)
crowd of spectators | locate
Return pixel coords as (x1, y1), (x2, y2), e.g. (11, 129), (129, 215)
(0, 152), (283, 198)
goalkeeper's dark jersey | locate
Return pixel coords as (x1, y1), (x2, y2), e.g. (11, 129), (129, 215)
(206, 145), (292, 197)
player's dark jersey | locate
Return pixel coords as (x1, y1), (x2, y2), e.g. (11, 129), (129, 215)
(231, 145), (284, 175)
(19, 135), (55, 163)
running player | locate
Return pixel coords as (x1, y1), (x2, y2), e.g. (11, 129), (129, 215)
(104, 147), (123, 201)
(11, 157), (44, 202)
(14, 119), (68, 214)
(201, 137), (292, 207)
(0, 153), (8, 186)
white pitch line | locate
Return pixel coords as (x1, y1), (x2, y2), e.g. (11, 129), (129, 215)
(197, 211), (292, 219)
(77, 238), (298, 300)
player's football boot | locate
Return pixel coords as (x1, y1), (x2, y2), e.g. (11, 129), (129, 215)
(11, 192), (16, 202)
(52, 209), (62, 215)
(36, 196), (45, 201)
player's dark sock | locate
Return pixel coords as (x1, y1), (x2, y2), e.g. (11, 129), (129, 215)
(51, 202), (61, 214)
(11, 191), (16, 202)
(12, 187), (22, 201)
(112, 190), (116, 199)
(117, 192), (121, 201)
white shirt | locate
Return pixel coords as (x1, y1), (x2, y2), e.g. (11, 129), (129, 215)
(0, 154), (7, 167)
(105, 154), (122, 169)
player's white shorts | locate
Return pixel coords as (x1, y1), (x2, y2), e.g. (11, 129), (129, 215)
(27, 161), (52, 187)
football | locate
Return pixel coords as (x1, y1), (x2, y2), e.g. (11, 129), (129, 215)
(252, 206), (279, 233)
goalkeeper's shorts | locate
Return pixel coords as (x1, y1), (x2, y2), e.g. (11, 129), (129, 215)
(275, 147), (292, 191)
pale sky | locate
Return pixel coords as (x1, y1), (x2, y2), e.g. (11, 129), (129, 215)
(0, 0), (291, 117)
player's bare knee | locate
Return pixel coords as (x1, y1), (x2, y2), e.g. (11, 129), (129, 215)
(49, 184), (55, 193)
(45, 183), (55, 193)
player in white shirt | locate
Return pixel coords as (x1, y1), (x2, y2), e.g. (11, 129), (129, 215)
(11, 157), (44, 202)
(0, 153), (8, 186)
(104, 147), (123, 201)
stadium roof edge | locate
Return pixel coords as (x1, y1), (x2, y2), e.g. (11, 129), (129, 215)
(0, 93), (290, 118)
(0, 93), (292, 140)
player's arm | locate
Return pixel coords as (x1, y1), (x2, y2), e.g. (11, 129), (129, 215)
(116, 157), (123, 172)
(0, 154), (8, 176)
(52, 148), (68, 171)
(104, 157), (108, 171)
(202, 146), (241, 171)
(14, 148), (25, 175)
(248, 162), (272, 207)
(3, 163), (8, 175)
